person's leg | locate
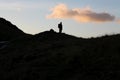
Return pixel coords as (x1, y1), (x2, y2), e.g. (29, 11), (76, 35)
(60, 29), (62, 33)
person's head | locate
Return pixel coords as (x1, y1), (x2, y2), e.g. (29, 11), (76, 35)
(60, 22), (62, 24)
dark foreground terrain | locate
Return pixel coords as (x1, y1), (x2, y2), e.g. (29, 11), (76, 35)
(0, 18), (120, 80)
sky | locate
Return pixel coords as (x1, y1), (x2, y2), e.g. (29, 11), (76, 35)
(0, 0), (120, 38)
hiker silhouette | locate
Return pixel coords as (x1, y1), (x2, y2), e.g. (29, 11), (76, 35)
(58, 22), (63, 33)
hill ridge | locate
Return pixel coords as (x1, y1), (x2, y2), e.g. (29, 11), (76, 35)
(0, 17), (120, 80)
(0, 17), (25, 41)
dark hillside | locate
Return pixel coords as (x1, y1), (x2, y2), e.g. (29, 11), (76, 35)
(0, 18), (120, 80)
(0, 18), (25, 41)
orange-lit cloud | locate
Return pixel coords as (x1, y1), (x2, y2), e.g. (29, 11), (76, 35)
(117, 20), (120, 24)
(47, 4), (115, 23)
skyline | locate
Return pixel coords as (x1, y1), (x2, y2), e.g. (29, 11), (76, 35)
(0, 0), (120, 38)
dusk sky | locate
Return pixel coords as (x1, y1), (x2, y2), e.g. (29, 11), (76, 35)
(0, 0), (120, 38)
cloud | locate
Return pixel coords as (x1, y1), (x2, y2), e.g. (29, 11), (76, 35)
(0, 1), (45, 11)
(117, 20), (120, 24)
(0, 2), (24, 11)
(47, 4), (115, 23)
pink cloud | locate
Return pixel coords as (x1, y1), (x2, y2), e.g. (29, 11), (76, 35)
(117, 20), (120, 24)
(46, 4), (115, 23)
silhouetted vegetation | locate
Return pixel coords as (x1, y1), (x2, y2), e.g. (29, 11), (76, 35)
(0, 17), (120, 80)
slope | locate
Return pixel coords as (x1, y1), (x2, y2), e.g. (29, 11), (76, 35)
(0, 17), (25, 41)
(0, 18), (120, 80)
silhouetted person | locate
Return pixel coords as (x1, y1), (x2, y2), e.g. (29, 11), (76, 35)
(58, 22), (63, 33)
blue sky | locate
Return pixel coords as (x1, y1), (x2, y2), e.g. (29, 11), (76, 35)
(0, 0), (120, 38)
